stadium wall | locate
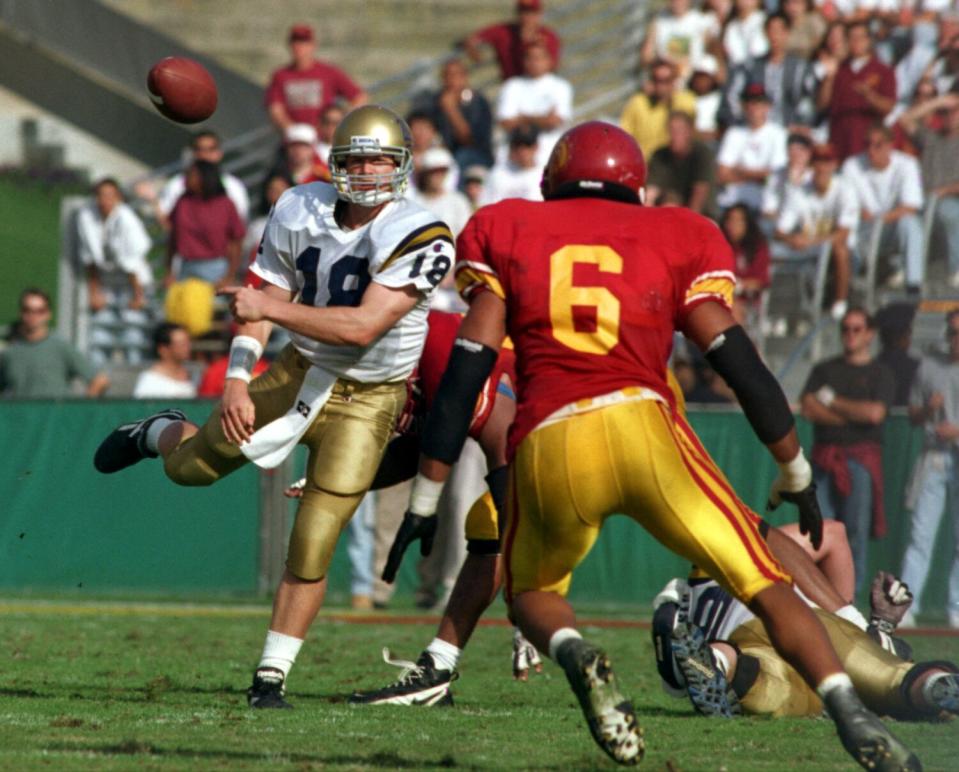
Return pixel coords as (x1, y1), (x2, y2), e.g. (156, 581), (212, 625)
(1, 403), (952, 612)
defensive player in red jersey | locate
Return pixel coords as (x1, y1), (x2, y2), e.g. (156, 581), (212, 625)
(388, 123), (920, 770)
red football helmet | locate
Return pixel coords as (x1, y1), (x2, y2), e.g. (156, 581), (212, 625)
(540, 121), (646, 203)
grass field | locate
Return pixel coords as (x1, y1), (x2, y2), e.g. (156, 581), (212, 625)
(1, 601), (957, 771)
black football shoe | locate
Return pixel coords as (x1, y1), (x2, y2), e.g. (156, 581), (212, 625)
(555, 638), (644, 766)
(823, 683), (922, 771)
(247, 667), (293, 709)
(348, 649), (456, 706)
(93, 409), (186, 473)
(670, 620), (741, 718)
(925, 671), (959, 715)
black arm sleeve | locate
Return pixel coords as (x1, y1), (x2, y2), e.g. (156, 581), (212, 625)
(704, 324), (795, 445)
(370, 434), (421, 490)
(420, 338), (498, 465)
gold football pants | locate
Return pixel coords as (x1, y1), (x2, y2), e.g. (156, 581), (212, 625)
(163, 344), (405, 580)
(504, 399), (789, 602)
(730, 610), (915, 718)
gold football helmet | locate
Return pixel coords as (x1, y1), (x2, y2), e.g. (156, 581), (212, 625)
(329, 104), (413, 206)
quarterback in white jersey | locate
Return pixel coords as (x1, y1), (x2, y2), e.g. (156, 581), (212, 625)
(94, 105), (455, 710)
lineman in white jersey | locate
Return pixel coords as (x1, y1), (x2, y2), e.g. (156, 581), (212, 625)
(93, 105), (455, 708)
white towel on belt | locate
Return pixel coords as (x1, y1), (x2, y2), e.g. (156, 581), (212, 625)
(240, 364), (337, 469)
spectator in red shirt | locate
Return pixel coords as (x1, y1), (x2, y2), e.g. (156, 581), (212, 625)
(264, 24), (367, 133)
(464, 0), (561, 81)
(722, 203), (771, 331)
(819, 20), (896, 161)
(166, 161), (245, 289)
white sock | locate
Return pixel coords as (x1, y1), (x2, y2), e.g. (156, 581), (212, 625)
(547, 627), (582, 661)
(835, 604), (868, 631)
(426, 638), (462, 672)
(817, 672), (854, 699)
(710, 645), (731, 677)
(144, 418), (176, 454)
(257, 630), (304, 679)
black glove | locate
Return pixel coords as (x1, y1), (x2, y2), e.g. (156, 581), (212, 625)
(381, 511), (437, 584)
(768, 482), (824, 551)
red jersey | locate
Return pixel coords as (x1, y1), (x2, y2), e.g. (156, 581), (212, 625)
(455, 198), (734, 453)
(475, 22), (561, 80)
(170, 194), (245, 260)
(265, 62), (362, 126)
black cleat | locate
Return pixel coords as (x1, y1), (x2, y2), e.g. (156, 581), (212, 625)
(671, 620), (741, 718)
(247, 667), (293, 709)
(93, 409), (186, 473)
(823, 683), (922, 771)
(555, 638), (644, 766)
(349, 649), (456, 706)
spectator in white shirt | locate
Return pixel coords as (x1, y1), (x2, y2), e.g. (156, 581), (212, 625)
(496, 41), (573, 166)
(689, 55), (723, 143)
(640, 0), (717, 84)
(716, 83), (788, 211)
(133, 322), (197, 399)
(155, 131), (250, 227)
(761, 132), (813, 227)
(773, 142), (859, 319)
(480, 127), (544, 205)
(723, 0), (768, 67)
(76, 178), (154, 366)
(842, 123), (925, 294)
(408, 146), (473, 237)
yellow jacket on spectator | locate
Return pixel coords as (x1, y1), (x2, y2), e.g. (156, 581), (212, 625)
(619, 90), (697, 160)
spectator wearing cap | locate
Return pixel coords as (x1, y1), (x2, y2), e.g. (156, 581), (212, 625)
(496, 40), (573, 165)
(689, 55), (722, 143)
(620, 58), (697, 160)
(646, 111), (717, 217)
(412, 57), (494, 176)
(464, 0), (561, 82)
(480, 127), (543, 205)
(772, 142), (858, 320)
(898, 91), (959, 288)
(264, 23), (366, 133)
(723, 0), (768, 68)
(819, 20), (896, 161)
(841, 123), (924, 294)
(875, 302), (919, 408)
(761, 132), (812, 226)
(781, 0), (827, 59)
(719, 13), (817, 128)
(716, 83), (788, 211)
(640, 0), (717, 85)
(271, 123), (329, 184)
(409, 147), (473, 237)
(462, 165), (488, 210)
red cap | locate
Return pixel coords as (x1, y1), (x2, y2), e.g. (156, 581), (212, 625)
(289, 24), (315, 42)
(517, 0), (543, 11)
(812, 143), (838, 162)
(741, 82), (771, 102)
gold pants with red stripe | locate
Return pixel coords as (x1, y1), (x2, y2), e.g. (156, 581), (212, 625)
(504, 399), (789, 602)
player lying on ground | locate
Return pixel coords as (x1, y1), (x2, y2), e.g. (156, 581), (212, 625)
(385, 121), (920, 770)
(93, 105), (458, 710)
(653, 536), (959, 721)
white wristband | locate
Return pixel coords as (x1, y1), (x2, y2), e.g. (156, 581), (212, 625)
(225, 335), (264, 383)
(409, 473), (445, 516)
(778, 448), (812, 490)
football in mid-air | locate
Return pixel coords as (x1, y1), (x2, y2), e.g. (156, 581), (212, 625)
(147, 57), (217, 124)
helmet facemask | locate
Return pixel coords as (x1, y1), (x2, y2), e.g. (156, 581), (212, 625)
(330, 140), (413, 207)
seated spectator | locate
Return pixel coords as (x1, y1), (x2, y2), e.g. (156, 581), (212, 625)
(646, 111), (717, 217)
(166, 160), (246, 289)
(640, 0), (716, 84)
(0, 288), (109, 398)
(414, 57), (494, 174)
(76, 178), (154, 365)
(133, 322), (196, 399)
(720, 13), (817, 128)
(689, 55), (723, 142)
(819, 20), (896, 161)
(407, 110), (448, 187)
(408, 147), (473, 237)
(716, 83), (788, 211)
(723, 0), (769, 68)
(464, 0), (561, 81)
(264, 23), (366, 134)
(462, 165), (488, 210)
(925, 18), (959, 96)
(243, 174), (293, 270)
(721, 204), (771, 331)
(892, 75), (942, 156)
(620, 58), (697, 160)
(316, 103), (345, 165)
(781, 0), (827, 59)
(761, 132), (813, 226)
(496, 40), (573, 165)
(272, 123), (330, 184)
(772, 142), (858, 319)
(480, 127), (543, 205)
(155, 131), (249, 226)
(898, 90), (959, 287)
(842, 124), (924, 294)
(874, 302), (919, 408)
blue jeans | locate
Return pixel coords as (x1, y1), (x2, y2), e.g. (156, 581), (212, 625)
(935, 196), (959, 275)
(347, 493), (375, 597)
(900, 449), (959, 618)
(813, 457), (873, 595)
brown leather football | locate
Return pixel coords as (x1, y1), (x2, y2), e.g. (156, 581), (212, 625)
(147, 57), (217, 124)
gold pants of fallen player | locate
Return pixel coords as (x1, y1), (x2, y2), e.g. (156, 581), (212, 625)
(504, 398), (790, 603)
(731, 610), (915, 718)
(163, 344), (405, 580)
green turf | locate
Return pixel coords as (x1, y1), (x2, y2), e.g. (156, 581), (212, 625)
(1, 604), (957, 770)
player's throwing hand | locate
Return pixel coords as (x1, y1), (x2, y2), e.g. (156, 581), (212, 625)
(220, 285), (271, 324)
(221, 378), (256, 445)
